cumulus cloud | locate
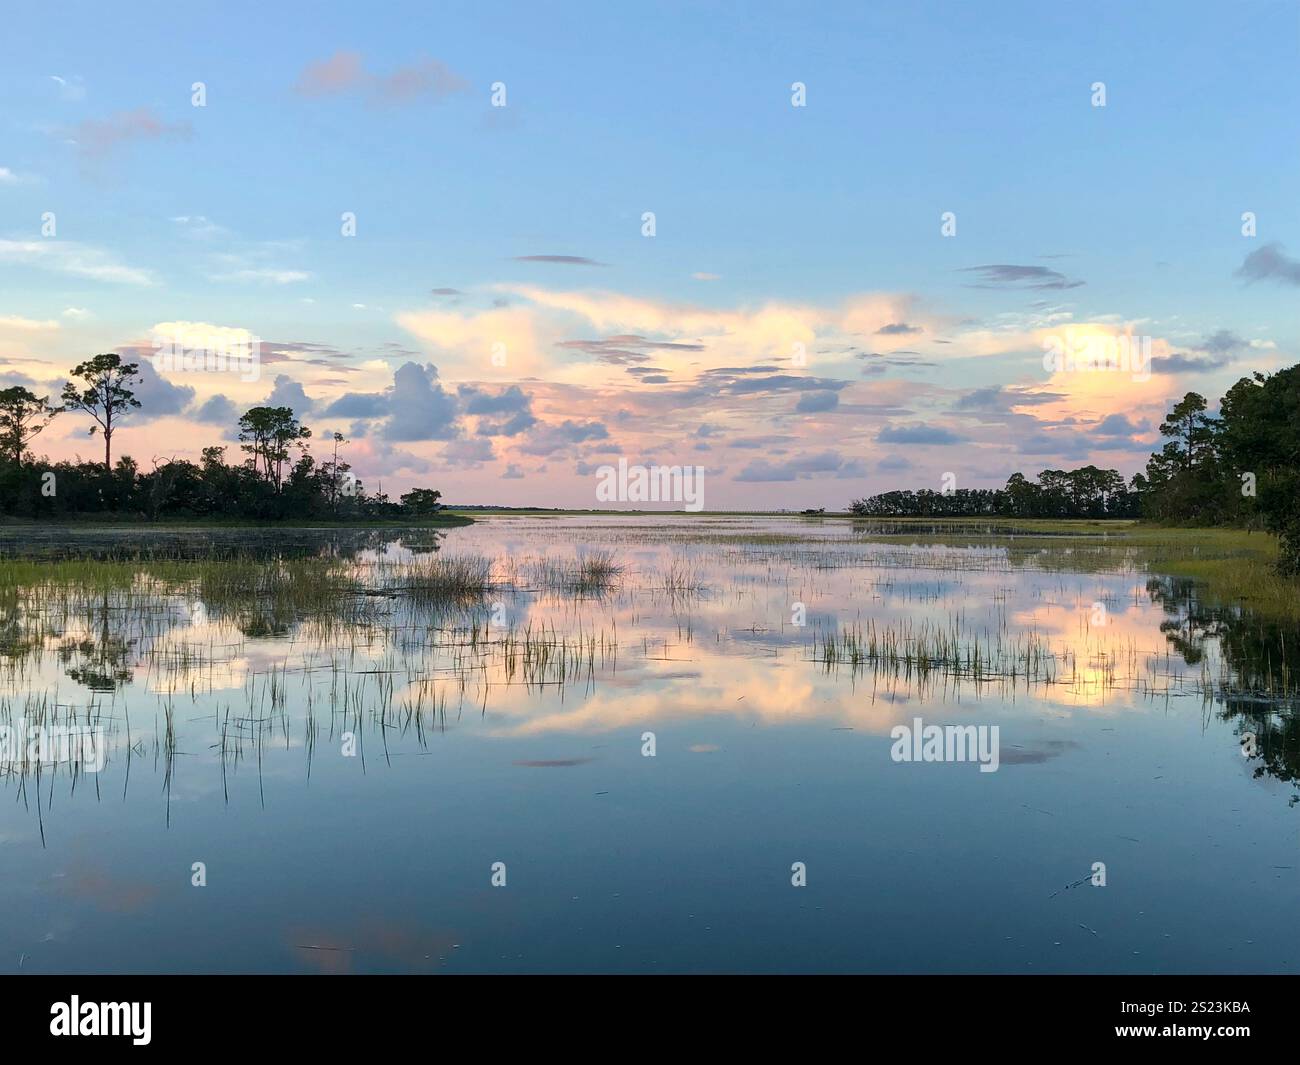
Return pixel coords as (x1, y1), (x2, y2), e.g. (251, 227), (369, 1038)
(877, 424), (966, 445)
(1146, 329), (1253, 373)
(261, 374), (316, 414)
(458, 384), (538, 436)
(108, 353), (194, 418)
(795, 390), (839, 412)
(319, 362), (458, 440)
(735, 451), (867, 482)
(1153, 351), (1232, 373)
(518, 419), (609, 456)
(1194, 329), (1248, 355)
(1013, 430), (1094, 458)
(953, 385), (1062, 413)
(324, 392), (390, 418)
(441, 436), (496, 468)
(192, 394), (240, 424)
(1094, 412), (1146, 436)
(385, 362), (458, 441)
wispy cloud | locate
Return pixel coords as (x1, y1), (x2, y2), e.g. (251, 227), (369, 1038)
(49, 74), (86, 102)
(210, 267), (312, 285)
(374, 58), (468, 103)
(71, 108), (192, 160)
(205, 243), (312, 285)
(558, 335), (704, 365)
(513, 255), (608, 266)
(295, 51), (366, 95)
(294, 51), (468, 104)
(0, 315), (60, 331)
(0, 239), (154, 285)
(960, 264), (1084, 290)
(170, 215), (229, 240)
(1235, 242), (1300, 287)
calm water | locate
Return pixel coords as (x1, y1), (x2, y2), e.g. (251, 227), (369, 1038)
(1, 516), (1296, 974)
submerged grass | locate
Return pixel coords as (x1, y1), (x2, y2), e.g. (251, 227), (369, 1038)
(0, 514), (1294, 811)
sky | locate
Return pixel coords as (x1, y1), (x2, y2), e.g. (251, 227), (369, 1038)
(1, 0), (1297, 508)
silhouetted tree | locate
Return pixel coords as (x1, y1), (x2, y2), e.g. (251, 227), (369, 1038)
(60, 353), (141, 469)
(0, 386), (60, 464)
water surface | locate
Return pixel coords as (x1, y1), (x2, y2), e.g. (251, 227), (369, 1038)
(1, 515), (1296, 973)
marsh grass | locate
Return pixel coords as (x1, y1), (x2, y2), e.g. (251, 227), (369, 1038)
(531, 550), (624, 595)
(0, 517), (1295, 816)
(385, 555), (494, 603)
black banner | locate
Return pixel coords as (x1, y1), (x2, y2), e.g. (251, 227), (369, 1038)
(1, 975), (1289, 1050)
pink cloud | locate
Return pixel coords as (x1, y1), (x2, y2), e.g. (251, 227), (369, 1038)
(74, 108), (192, 159)
(294, 50), (366, 96)
(375, 59), (468, 103)
(294, 52), (468, 104)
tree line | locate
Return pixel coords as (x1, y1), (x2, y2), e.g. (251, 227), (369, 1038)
(0, 353), (445, 521)
(849, 466), (1141, 521)
(849, 363), (1300, 574)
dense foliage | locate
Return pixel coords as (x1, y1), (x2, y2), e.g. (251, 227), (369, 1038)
(849, 364), (1300, 575)
(0, 354), (445, 522)
(849, 466), (1141, 520)
(1144, 367), (1300, 573)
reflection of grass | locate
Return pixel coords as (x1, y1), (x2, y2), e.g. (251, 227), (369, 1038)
(605, 515), (1300, 624)
(658, 561), (704, 596)
(0, 517), (1295, 809)
(534, 550), (624, 595)
(395, 555), (494, 602)
(865, 524), (1299, 622)
(812, 619), (1060, 686)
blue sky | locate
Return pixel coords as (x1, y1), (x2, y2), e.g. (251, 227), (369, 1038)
(2, 0), (1297, 506)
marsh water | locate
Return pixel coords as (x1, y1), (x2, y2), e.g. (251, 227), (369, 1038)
(1, 515), (1296, 974)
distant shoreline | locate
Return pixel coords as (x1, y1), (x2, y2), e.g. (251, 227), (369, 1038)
(0, 514), (474, 529)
